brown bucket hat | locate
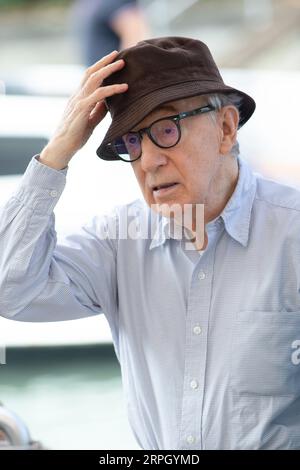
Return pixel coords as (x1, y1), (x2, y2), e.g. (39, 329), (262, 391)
(96, 36), (256, 161)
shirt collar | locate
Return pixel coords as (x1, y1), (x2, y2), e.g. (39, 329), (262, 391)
(149, 155), (257, 250)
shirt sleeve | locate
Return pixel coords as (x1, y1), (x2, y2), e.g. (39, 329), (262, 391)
(0, 156), (118, 323)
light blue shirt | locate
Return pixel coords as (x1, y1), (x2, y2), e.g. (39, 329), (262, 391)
(1, 154), (300, 450)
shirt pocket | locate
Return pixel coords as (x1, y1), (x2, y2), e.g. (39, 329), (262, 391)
(229, 310), (300, 397)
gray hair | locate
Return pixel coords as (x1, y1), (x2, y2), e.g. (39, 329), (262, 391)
(205, 92), (243, 159)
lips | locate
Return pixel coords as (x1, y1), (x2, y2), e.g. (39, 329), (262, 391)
(152, 182), (178, 191)
(152, 182), (179, 198)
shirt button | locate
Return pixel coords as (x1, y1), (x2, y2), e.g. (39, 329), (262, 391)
(190, 379), (199, 390)
(186, 435), (195, 445)
(50, 190), (58, 198)
(193, 325), (202, 335)
(198, 270), (206, 280)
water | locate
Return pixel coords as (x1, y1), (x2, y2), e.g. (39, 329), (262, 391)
(0, 345), (139, 449)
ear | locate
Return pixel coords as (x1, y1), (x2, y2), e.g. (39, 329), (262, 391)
(218, 106), (239, 156)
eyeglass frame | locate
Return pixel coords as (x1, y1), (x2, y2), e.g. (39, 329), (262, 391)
(108, 104), (217, 162)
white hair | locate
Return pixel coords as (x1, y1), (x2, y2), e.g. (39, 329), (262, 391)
(204, 92), (243, 159)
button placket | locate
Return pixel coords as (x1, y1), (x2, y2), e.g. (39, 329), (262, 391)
(190, 379), (199, 390)
(186, 435), (195, 445)
(179, 263), (211, 449)
(178, 227), (224, 450)
(198, 270), (206, 280)
(193, 325), (202, 335)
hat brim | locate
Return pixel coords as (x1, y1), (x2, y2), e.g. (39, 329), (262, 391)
(96, 80), (255, 161)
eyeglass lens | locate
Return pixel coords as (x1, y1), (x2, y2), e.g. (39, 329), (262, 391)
(113, 119), (179, 161)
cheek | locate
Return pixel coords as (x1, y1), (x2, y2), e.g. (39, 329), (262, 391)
(186, 119), (220, 155)
(132, 167), (154, 203)
(132, 166), (144, 189)
(178, 153), (216, 201)
(179, 149), (209, 182)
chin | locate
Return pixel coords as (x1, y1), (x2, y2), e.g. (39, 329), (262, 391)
(151, 200), (185, 220)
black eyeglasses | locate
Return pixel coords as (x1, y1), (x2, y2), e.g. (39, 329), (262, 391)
(107, 104), (216, 162)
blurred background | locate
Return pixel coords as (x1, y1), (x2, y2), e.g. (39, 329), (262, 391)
(0, 0), (299, 450)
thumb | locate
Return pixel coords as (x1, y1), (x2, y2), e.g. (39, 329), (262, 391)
(88, 101), (108, 129)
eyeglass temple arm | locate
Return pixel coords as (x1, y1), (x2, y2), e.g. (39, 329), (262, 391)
(178, 105), (216, 120)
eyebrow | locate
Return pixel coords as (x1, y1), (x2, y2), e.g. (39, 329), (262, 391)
(157, 104), (178, 113)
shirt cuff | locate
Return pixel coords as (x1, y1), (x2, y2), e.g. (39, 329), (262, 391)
(11, 154), (68, 214)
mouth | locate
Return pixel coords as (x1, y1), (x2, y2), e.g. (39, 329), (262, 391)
(152, 182), (179, 197)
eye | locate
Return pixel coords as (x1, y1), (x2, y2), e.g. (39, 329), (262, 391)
(151, 119), (178, 146)
(124, 133), (139, 147)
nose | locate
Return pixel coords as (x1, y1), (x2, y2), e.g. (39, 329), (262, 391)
(139, 133), (168, 172)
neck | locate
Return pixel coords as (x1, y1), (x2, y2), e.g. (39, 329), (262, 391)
(191, 155), (239, 251)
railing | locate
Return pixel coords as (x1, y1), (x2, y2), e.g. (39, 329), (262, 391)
(0, 402), (43, 450)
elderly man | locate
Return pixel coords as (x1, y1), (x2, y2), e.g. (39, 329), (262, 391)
(0, 37), (300, 450)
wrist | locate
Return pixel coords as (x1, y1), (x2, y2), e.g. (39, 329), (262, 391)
(39, 144), (71, 171)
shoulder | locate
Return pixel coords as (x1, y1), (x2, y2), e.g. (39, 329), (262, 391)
(254, 173), (300, 215)
(251, 173), (300, 246)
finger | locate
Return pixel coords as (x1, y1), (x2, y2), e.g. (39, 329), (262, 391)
(82, 59), (126, 96)
(81, 83), (128, 116)
(80, 50), (119, 87)
(88, 101), (107, 129)
(89, 50), (119, 72)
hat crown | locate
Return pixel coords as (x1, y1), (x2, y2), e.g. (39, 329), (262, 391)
(104, 36), (224, 117)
